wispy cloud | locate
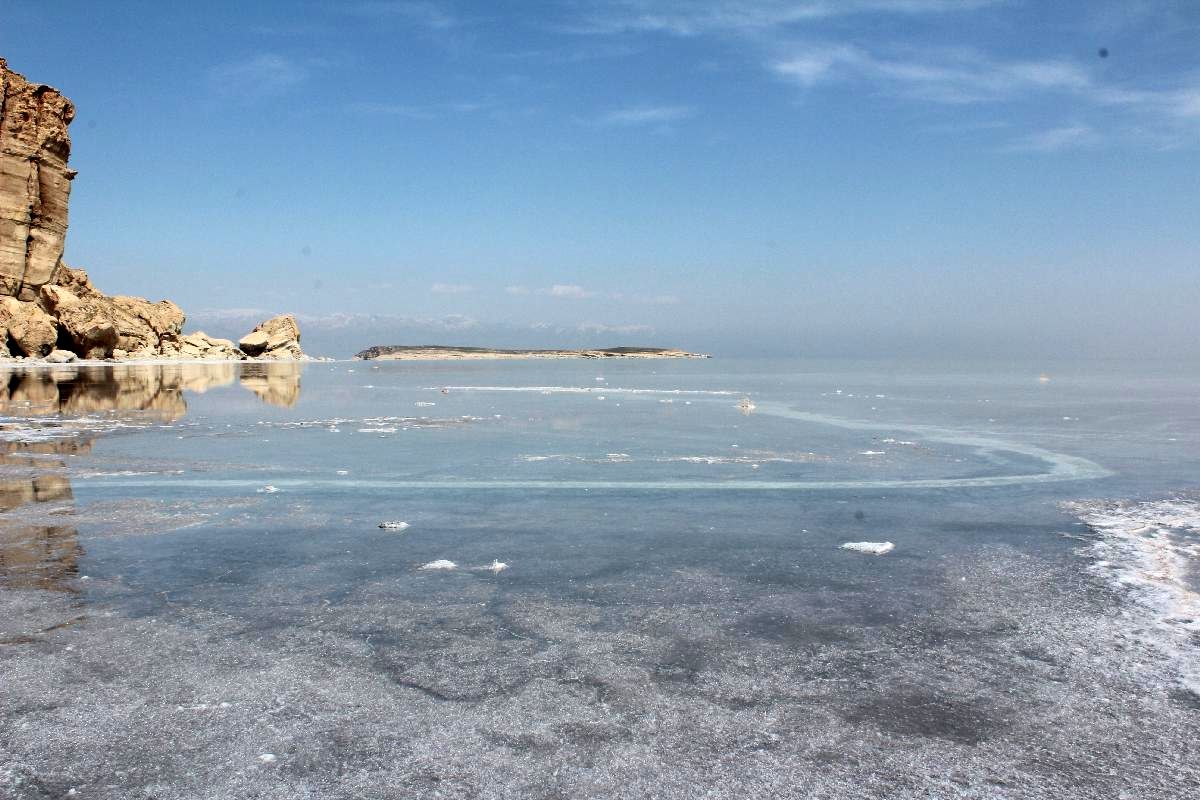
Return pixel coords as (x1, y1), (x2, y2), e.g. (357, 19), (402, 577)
(207, 54), (308, 96)
(567, 0), (997, 36)
(190, 308), (480, 332)
(577, 322), (655, 335)
(343, 1), (478, 53)
(620, 293), (681, 305)
(348, 102), (438, 120)
(430, 282), (476, 294)
(190, 307), (271, 323)
(596, 104), (696, 126)
(769, 41), (1200, 144)
(561, 2), (1199, 150)
(348, 99), (496, 120)
(1003, 124), (1101, 153)
(506, 285), (682, 303)
(301, 312), (479, 331)
(542, 284), (596, 299)
(349, 1), (459, 30)
(771, 46), (1090, 104)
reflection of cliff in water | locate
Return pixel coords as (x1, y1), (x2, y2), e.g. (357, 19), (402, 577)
(0, 440), (83, 593)
(238, 362), (302, 408)
(0, 362), (305, 592)
(0, 361), (303, 418)
(0, 363), (214, 420)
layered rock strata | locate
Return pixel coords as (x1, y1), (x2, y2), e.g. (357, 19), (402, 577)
(0, 57), (75, 300)
(0, 58), (307, 362)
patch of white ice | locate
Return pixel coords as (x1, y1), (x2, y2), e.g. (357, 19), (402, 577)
(841, 541), (895, 555)
(1063, 497), (1200, 694)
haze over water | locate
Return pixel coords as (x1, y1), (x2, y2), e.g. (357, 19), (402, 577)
(2, 358), (1198, 798)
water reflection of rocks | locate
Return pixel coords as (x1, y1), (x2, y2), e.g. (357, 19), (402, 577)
(0, 450), (80, 592)
(0, 360), (303, 419)
(0, 362), (304, 593)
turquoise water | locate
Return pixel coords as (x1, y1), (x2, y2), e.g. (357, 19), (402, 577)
(2, 359), (1198, 798)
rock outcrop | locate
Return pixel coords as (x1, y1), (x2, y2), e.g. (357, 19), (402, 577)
(44, 266), (186, 358)
(0, 295), (57, 357)
(0, 57), (75, 301)
(238, 314), (302, 359)
(0, 58), (308, 362)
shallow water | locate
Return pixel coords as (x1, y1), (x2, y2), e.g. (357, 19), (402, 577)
(1, 358), (1198, 798)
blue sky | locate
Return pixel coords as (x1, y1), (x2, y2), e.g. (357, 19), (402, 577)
(3, 1), (1199, 357)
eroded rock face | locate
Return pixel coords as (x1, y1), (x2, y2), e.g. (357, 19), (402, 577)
(162, 330), (241, 360)
(0, 295), (57, 357)
(239, 314), (302, 359)
(0, 57), (75, 300)
(0, 59), (309, 362)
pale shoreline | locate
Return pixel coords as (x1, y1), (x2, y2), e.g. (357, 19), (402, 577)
(0, 356), (324, 369)
(354, 346), (710, 361)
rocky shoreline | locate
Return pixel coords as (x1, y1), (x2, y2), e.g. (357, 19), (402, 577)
(354, 345), (711, 361)
(0, 57), (307, 363)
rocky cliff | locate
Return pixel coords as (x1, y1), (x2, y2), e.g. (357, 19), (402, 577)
(0, 56), (74, 300)
(0, 57), (306, 362)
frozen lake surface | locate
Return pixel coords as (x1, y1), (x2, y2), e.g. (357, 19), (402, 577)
(1, 358), (1198, 798)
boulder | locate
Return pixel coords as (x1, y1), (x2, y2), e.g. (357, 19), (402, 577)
(37, 274), (184, 358)
(237, 330), (270, 356)
(52, 264), (101, 299)
(109, 295), (185, 352)
(44, 349), (77, 364)
(167, 330), (241, 360)
(0, 296), (57, 357)
(240, 314), (304, 359)
(39, 283), (117, 358)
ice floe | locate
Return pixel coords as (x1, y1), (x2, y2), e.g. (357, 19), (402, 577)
(840, 541), (895, 555)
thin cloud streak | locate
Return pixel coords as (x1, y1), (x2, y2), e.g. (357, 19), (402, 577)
(1004, 124), (1101, 153)
(543, 284), (596, 299)
(596, 104), (696, 126)
(567, 0), (998, 36)
(771, 46), (1091, 104)
(769, 42), (1200, 139)
(348, 1), (460, 30)
(577, 322), (655, 335)
(207, 54), (308, 96)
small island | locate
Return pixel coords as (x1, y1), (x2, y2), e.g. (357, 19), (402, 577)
(353, 345), (711, 361)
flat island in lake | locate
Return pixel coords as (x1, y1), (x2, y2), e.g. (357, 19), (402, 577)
(353, 345), (711, 360)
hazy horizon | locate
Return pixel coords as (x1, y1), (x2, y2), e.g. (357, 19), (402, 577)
(3, 1), (1198, 359)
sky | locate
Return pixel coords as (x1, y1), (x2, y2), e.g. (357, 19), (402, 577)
(2, 1), (1199, 358)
